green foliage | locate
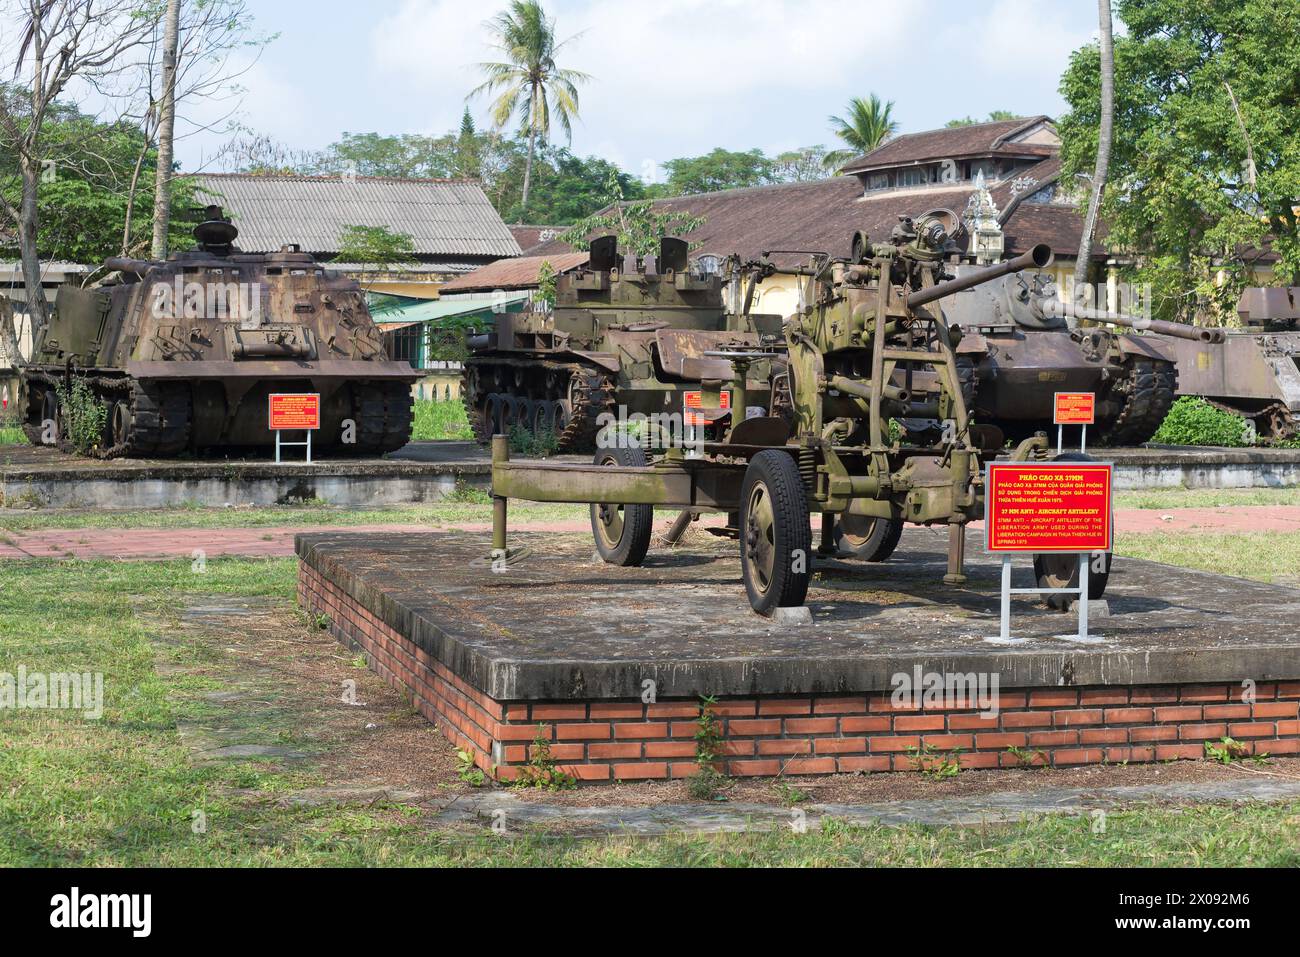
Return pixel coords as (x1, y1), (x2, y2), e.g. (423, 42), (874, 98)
(824, 94), (898, 170)
(536, 259), (558, 307)
(471, 0), (589, 145)
(512, 724), (577, 791)
(687, 695), (729, 801)
(945, 110), (1024, 128)
(0, 92), (197, 262)
(660, 147), (777, 195)
(508, 423), (558, 457)
(1151, 397), (1250, 447)
(335, 225), (416, 269)
(54, 378), (107, 455)
(455, 748), (488, 787)
(411, 400), (473, 441)
(560, 171), (705, 257)
(906, 743), (962, 781)
(1204, 737), (1251, 765)
(1058, 0), (1300, 321)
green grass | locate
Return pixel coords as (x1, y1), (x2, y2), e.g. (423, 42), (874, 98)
(1117, 530), (1300, 584)
(1114, 487), (1300, 510)
(411, 399), (473, 441)
(0, 426), (23, 446)
(0, 545), (1298, 865)
(0, 500), (589, 531)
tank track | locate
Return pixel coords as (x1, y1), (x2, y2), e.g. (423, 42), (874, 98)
(1101, 356), (1178, 446)
(351, 381), (414, 454)
(461, 357), (617, 454)
(20, 371), (191, 459)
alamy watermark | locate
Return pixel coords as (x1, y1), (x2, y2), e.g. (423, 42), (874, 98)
(1, 666), (103, 719)
(891, 666), (1000, 718)
(150, 277), (262, 323)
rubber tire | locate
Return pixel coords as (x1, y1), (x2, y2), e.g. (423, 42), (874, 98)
(590, 445), (654, 567)
(739, 449), (812, 615)
(834, 514), (905, 562)
(485, 393), (506, 436)
(1033, 452), (1112, 611)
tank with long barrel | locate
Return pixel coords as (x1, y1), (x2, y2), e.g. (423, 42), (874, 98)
(1035, 299), (1226, 343)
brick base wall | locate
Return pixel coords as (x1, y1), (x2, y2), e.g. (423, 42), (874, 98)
(299, 562), (1300, 783)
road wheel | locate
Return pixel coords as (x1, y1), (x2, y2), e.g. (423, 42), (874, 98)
(740, 449), (811, 614)
(590, 445), (653, 567)
(484, 393), (505, 436)
(834, 514), (904, 562)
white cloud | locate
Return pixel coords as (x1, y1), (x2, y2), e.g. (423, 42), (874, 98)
(174, 0), (1099, 173)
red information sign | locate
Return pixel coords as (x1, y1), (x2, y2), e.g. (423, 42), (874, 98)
(268, 393), (321, 431)
(985, 462), (1113, 553)
(683, 389), (731, 426)
(1054, 392), (1096, 426)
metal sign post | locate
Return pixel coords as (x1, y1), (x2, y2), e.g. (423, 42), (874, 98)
(269, 393), (321, 464)
(984, 458), (1114, 645)
(1054, 391), (1096, 456)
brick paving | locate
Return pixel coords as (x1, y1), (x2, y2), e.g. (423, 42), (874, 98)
(1, 505), (1298, 561)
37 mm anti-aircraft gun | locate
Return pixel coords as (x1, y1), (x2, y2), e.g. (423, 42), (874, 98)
(488, 215), (1104, 615)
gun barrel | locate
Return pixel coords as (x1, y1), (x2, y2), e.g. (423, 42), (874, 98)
(1043, 301), (1226, 343)
(905, 244), (1052, 310)
(104, 257), (155, 276)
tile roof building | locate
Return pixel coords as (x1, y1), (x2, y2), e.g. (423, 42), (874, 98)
(519, 117), (1091, 316)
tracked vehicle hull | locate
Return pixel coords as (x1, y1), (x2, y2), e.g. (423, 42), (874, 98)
(462, 236), (780, 453)
(18, 206), (418, 459)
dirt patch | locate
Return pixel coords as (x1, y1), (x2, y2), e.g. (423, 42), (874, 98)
(147, 593), (1300, 816)
(143, 596), (465, 802)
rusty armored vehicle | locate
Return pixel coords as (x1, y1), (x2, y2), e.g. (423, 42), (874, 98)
(937, 268), (1225, 446)
(486, 215), (1106, 615)
(461, 235), (784, 453)
(18, 206), (417, 457)
(1154, 286), (1300, 440)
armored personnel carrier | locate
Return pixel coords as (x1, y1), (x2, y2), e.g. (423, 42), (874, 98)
(461, 235), (783, 453)
(18, 206), (417, 457)
(939, 268), (1223, 446)
(1156, 286), (1300, 440)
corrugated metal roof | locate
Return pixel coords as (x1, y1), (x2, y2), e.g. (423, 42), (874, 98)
(373, 293), (529, 324)
(189, 174), (522, 259)
(439, 252), (589, 293)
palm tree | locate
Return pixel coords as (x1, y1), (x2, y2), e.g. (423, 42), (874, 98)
(470, 1), (589, 215)
(1074, 0), (1115, 311)
(823, 94), (899, 171)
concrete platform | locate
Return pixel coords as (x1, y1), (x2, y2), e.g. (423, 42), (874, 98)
(5, 440), (1300, 509)
(296, 529), (1300, 783)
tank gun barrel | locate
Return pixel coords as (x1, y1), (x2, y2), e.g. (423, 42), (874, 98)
(103, 257), (155, 276)
(1038, 300), (1226, 343)
(905, 244), (1053, 310)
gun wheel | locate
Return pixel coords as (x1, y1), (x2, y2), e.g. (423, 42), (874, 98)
(739, 450), (811, 615)
(834, 514), (904, 562)
(1034, 552), (1111, 612)
(590, 446), (653, 567)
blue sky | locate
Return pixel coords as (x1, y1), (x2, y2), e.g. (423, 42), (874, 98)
(177, 0), (1102, 180)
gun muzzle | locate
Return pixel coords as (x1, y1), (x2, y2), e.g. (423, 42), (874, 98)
(906, 244), (1053, 310)
(103, 257), (154, 276)
(1041, 301), (1227, 343)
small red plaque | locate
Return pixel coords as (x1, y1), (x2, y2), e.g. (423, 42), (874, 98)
(269, 393), (321, 431)
(985, 462), (1113, 553)
(1054, 392), (1096, 426)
